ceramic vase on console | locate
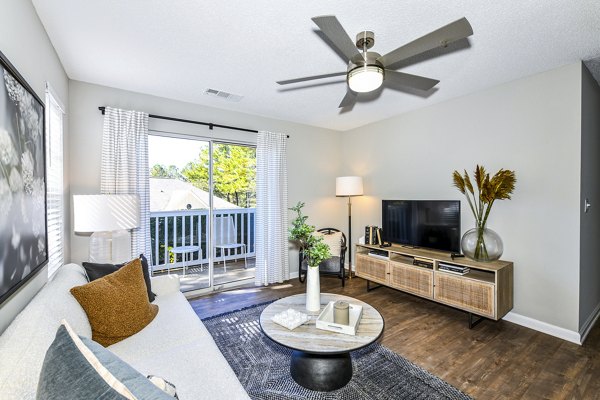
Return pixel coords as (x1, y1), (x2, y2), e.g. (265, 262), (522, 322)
(461, 224), (503, 262)
(306, 266), (321, 312)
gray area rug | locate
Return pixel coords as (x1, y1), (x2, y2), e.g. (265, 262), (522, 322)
(201, 302), (471, 400)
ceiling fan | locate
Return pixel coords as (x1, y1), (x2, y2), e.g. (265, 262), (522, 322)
(277, 15), (473, 108)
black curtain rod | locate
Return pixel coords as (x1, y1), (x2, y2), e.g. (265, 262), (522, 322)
(98, 106), (289, 138)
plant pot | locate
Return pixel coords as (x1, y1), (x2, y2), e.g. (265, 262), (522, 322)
(306, 266), (321, 312)
(461, 226), (503, 262)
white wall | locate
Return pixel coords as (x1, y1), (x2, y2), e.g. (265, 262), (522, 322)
(579, 63), (600, 336)
(0, 0), (69, 333)
(68, 80), (344, 272)
(341, 63), (582, 333)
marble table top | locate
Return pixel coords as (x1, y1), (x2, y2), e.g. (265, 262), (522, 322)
(259, 293), (384, 354)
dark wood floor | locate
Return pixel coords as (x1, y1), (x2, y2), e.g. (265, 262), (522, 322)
(189, 275), (600, 400)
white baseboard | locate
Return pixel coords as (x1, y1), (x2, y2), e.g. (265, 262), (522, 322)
(502, 312), (581, 345)
(580, 302), (600, 344)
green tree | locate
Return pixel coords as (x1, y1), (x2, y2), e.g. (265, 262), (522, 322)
(181, 144), (256, 207)
(150, 164), (185, 180)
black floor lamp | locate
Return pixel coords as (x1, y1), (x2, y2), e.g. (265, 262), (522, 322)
(336, 176), (363, 279)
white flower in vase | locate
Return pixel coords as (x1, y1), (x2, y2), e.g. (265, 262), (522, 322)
(0, 176), (11, 219)
(0, 129), (18, 166)
(19, 93), (42, 140)
(3, 70), (24, 104)
(21, 150), (34, 194)
(8, 167), (23, 193)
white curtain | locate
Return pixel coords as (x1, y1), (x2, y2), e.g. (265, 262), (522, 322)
(255, 131), (289, 285)
(101, 107), (151, 258)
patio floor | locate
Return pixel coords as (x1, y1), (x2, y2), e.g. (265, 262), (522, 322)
(153, 257), (256, 292)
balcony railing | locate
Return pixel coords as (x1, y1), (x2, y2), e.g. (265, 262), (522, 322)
(149, 208), (256, 272)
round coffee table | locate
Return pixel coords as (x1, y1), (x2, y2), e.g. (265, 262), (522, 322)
(259, 293), (384, 391)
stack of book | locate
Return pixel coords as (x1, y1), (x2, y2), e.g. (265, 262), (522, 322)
(438, 263), (470, 275)
(364, 226), (381, 245)
(412, 257), (433, 269)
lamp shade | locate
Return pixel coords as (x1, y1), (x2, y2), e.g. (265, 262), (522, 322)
(73, 194), (140, 232)
(348, 65), (384, 93)
(336, 176), (364, 197)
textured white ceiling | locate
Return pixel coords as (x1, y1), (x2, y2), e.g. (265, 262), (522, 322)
(32, 0), (600, 131)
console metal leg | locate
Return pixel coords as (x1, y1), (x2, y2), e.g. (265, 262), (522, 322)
(366, 280), (383, 292)
(468, 312), (485, 329)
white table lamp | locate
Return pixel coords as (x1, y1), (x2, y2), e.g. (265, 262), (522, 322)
(336, 176), (364, 278)
(73, 194), (140, 263)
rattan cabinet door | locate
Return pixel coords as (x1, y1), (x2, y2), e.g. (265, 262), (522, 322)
(389, 261), (433, 299)
(434, 273), (495, 318)
(356, 254), (388, 284)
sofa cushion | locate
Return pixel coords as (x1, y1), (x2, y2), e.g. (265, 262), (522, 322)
(108, 291), (250, 400)
(83, 254), (155, 302)
(70, 259), (159, 347)
(150, 275), (180, 297)
(37, 321), (172, 400)
(0, 264), (91, 399)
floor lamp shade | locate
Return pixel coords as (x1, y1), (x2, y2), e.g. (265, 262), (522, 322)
(336, 176), (364, 197)
(73, 195), (140, 263)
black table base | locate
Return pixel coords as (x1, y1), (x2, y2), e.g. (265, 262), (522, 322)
(290, 350), (352, 391)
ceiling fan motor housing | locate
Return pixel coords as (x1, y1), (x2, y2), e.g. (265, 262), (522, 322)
(355, 31), (375, 50)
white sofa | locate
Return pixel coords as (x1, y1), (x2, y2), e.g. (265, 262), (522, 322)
(0, 263), (250, 399)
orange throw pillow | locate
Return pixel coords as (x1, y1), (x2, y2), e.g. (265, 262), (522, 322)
(70, 258), (159, 347)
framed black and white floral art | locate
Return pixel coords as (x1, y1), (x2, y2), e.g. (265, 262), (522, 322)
(0, 50), (47, 304)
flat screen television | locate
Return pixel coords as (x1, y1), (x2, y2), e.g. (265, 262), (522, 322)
(382, 200), (460, 253)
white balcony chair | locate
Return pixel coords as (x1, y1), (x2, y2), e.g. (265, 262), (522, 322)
(214, 215), (247, 272)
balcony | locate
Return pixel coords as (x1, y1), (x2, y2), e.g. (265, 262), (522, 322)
(149, 207), (256, 290)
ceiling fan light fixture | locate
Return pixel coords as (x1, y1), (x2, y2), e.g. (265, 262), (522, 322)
(348, 65), (384, 93)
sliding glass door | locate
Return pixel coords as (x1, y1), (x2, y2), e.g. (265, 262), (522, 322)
(148, 135), (256, 294)
(211, 143), (256, 287)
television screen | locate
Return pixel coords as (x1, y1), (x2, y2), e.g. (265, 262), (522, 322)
(382, 200), (460, 253)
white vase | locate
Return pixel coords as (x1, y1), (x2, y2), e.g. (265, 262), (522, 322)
(306, 266), (321, 312)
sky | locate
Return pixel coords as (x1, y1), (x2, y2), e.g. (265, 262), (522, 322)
(148, 135), (207, 170)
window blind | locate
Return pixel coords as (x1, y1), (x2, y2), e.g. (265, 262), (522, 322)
(45, 86), (65, 277)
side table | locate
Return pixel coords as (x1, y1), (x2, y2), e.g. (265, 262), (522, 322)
(170, 245), (201, 276)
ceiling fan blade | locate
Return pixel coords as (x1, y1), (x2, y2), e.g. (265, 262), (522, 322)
(277, 71), (346, 85)
(377, 17), (473, 68)
(338, 90), (357, 108)
(385, 70), (439, 91)
(312, 15), (361, 61)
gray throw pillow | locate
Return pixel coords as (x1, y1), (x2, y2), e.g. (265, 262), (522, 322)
(37, 321), (173, 400)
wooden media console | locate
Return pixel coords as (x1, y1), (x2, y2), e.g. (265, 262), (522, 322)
(355, 243), (513, 327)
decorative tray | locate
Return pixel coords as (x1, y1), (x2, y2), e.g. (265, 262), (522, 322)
(315, 301), (363, 336)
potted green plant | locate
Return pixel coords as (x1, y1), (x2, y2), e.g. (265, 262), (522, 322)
(289, 202), (331, 311)
(452, 165), (516, 261)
